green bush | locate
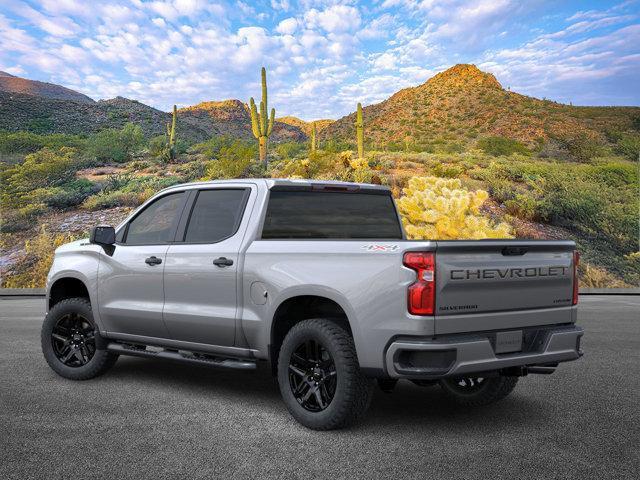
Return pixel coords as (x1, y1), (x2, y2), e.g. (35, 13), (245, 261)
(477, 136), (529, 156)
(432, 163), (464, 178)
(275, 141), (306, 160)
(0, 147), (80, 209)
(148, 135), (167, 157)
(88, 123), (144, 162)
(0, 131), (87, 154)
(82, 191), (145, 210)
(555, 132), (603, 162)
(0, 203), (46, 232)
(615, 133), (640, 160)
(203, 140), (257, 179)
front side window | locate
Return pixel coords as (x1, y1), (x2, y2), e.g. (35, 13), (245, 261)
(125, 192), (184, 244)
(183, 189), (248, 243)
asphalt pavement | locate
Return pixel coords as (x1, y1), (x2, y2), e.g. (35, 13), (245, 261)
(1, 296), (638, 479)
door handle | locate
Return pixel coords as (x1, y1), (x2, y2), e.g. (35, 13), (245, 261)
(145, 256), (162, 266)
(213, 257), (234, 267)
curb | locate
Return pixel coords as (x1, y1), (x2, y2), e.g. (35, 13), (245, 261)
(0, 288), (46, 297)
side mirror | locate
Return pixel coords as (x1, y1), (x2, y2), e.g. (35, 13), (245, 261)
(90, 225), (116, 245)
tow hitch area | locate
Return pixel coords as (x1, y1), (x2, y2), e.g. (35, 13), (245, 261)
(501, 364), (558, 376)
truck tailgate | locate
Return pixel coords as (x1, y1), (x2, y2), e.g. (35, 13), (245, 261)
(434, 240), (576, 334)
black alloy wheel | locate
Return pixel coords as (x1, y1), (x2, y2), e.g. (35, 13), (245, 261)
(288, 339), (337, 412)
(51, 312), (96, 367)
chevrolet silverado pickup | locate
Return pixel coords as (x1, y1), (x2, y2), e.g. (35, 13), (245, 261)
(41, 179), (583, 430)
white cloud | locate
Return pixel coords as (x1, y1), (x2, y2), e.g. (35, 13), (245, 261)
(276, 17), (298, 35)
(9, 2), (80, 37)
(305, 5), (361, 33)
(271, 0), (291, 11)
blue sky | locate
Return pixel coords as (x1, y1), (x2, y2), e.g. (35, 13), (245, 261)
(0, 0), (638, 120)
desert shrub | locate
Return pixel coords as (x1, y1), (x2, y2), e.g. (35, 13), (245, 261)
(0, 147), (80, 209)
(82, 190), (147, 210)
(27, 117), (54, 134)
(193, 136), (254, 159)
(0, 203), (47, 232)
(615, 133), (640, 160)
(88, 123), (144, 162)
(578, 262), (628, 288)
(0, 131), (87, 154)
(174, 160), (206, 182)
(277, 151), (338, 179)
(148, 135), (167, 157)
(504, 194), (540, 221)
(29, 178), (99, 210)
(397, 176), (513, 239)
(1, 227), (78, 288)
(475, 158), (638, 255)
(555, 132), (603, 162)
(477, 136), (529, 156)
(432, 163), (463, 178)
(203, 140), (256, 179)
(275, 142), (306, 160)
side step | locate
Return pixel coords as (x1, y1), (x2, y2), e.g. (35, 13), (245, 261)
(107, 342), (257, 370)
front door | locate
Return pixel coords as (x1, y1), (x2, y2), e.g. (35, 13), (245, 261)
(162, 187), (252, 346)
(98, 191), (187, 338)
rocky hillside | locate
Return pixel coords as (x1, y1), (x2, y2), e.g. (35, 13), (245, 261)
(277, 116), (334, 135)
(0, 91), (209, 141)
(321, 64), (640, 148)
(0, 74), (306, 143)
(179, 100), (306, 142)
(0, 71), (94, 104)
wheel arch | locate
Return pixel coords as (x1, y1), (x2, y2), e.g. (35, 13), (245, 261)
(48, 276), (91, 310)
(269, 294), (353, 375)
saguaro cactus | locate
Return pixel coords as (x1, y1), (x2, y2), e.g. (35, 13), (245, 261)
(165, 104), (177, 161)
(355, 102), (364, 160)
(310, 122), (317, 152)
(250, 67), (275, 167)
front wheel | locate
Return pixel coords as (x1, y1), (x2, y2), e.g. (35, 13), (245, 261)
(41, 298), (118, 380)
(439, 376), (518, 407)
(277, 318), (374, 430)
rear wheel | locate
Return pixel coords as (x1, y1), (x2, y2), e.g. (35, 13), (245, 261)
(277, 318), (373, 430)
(439, 375), (518, 407)
(41, 298), (118, 380)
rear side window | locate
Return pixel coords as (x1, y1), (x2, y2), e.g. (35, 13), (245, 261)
(262, 190), (403, 239)
(124, 192), (184, 244)
(183, 189), (248, 243)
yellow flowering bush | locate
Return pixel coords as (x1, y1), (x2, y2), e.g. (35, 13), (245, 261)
(397, 176), (513, 239)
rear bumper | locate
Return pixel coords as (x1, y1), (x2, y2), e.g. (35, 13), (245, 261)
(384, 324), (583, 379)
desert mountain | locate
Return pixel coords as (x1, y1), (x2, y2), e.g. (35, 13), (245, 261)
(277, 116), (334, 135)
(0, 71), (94, 104)
(0, 76), (305, 143)
(179, 100), (306, 142)
(321, 64), (639, 148)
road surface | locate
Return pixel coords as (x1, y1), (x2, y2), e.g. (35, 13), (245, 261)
(1, 296), (638, 479)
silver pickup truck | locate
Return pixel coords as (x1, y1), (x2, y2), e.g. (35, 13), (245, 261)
(42, 179), (583, 429)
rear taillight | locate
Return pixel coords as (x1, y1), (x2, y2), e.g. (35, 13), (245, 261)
(403, 252), (435, 315)
(572, 251), (580, 305)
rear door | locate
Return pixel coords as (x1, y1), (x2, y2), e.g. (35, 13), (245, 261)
(434, 240), (575, 334)
(162, 185), (253, 346)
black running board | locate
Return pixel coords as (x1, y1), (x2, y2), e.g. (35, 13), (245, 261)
(107, 342), (257, 370)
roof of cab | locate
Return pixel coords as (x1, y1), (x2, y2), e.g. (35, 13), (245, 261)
(157, 178), (390, 194)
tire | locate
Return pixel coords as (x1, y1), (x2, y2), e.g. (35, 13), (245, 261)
(277, 318), (374, 430)
(439, 375), (518, 407)
(41, 298), (118, 380)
